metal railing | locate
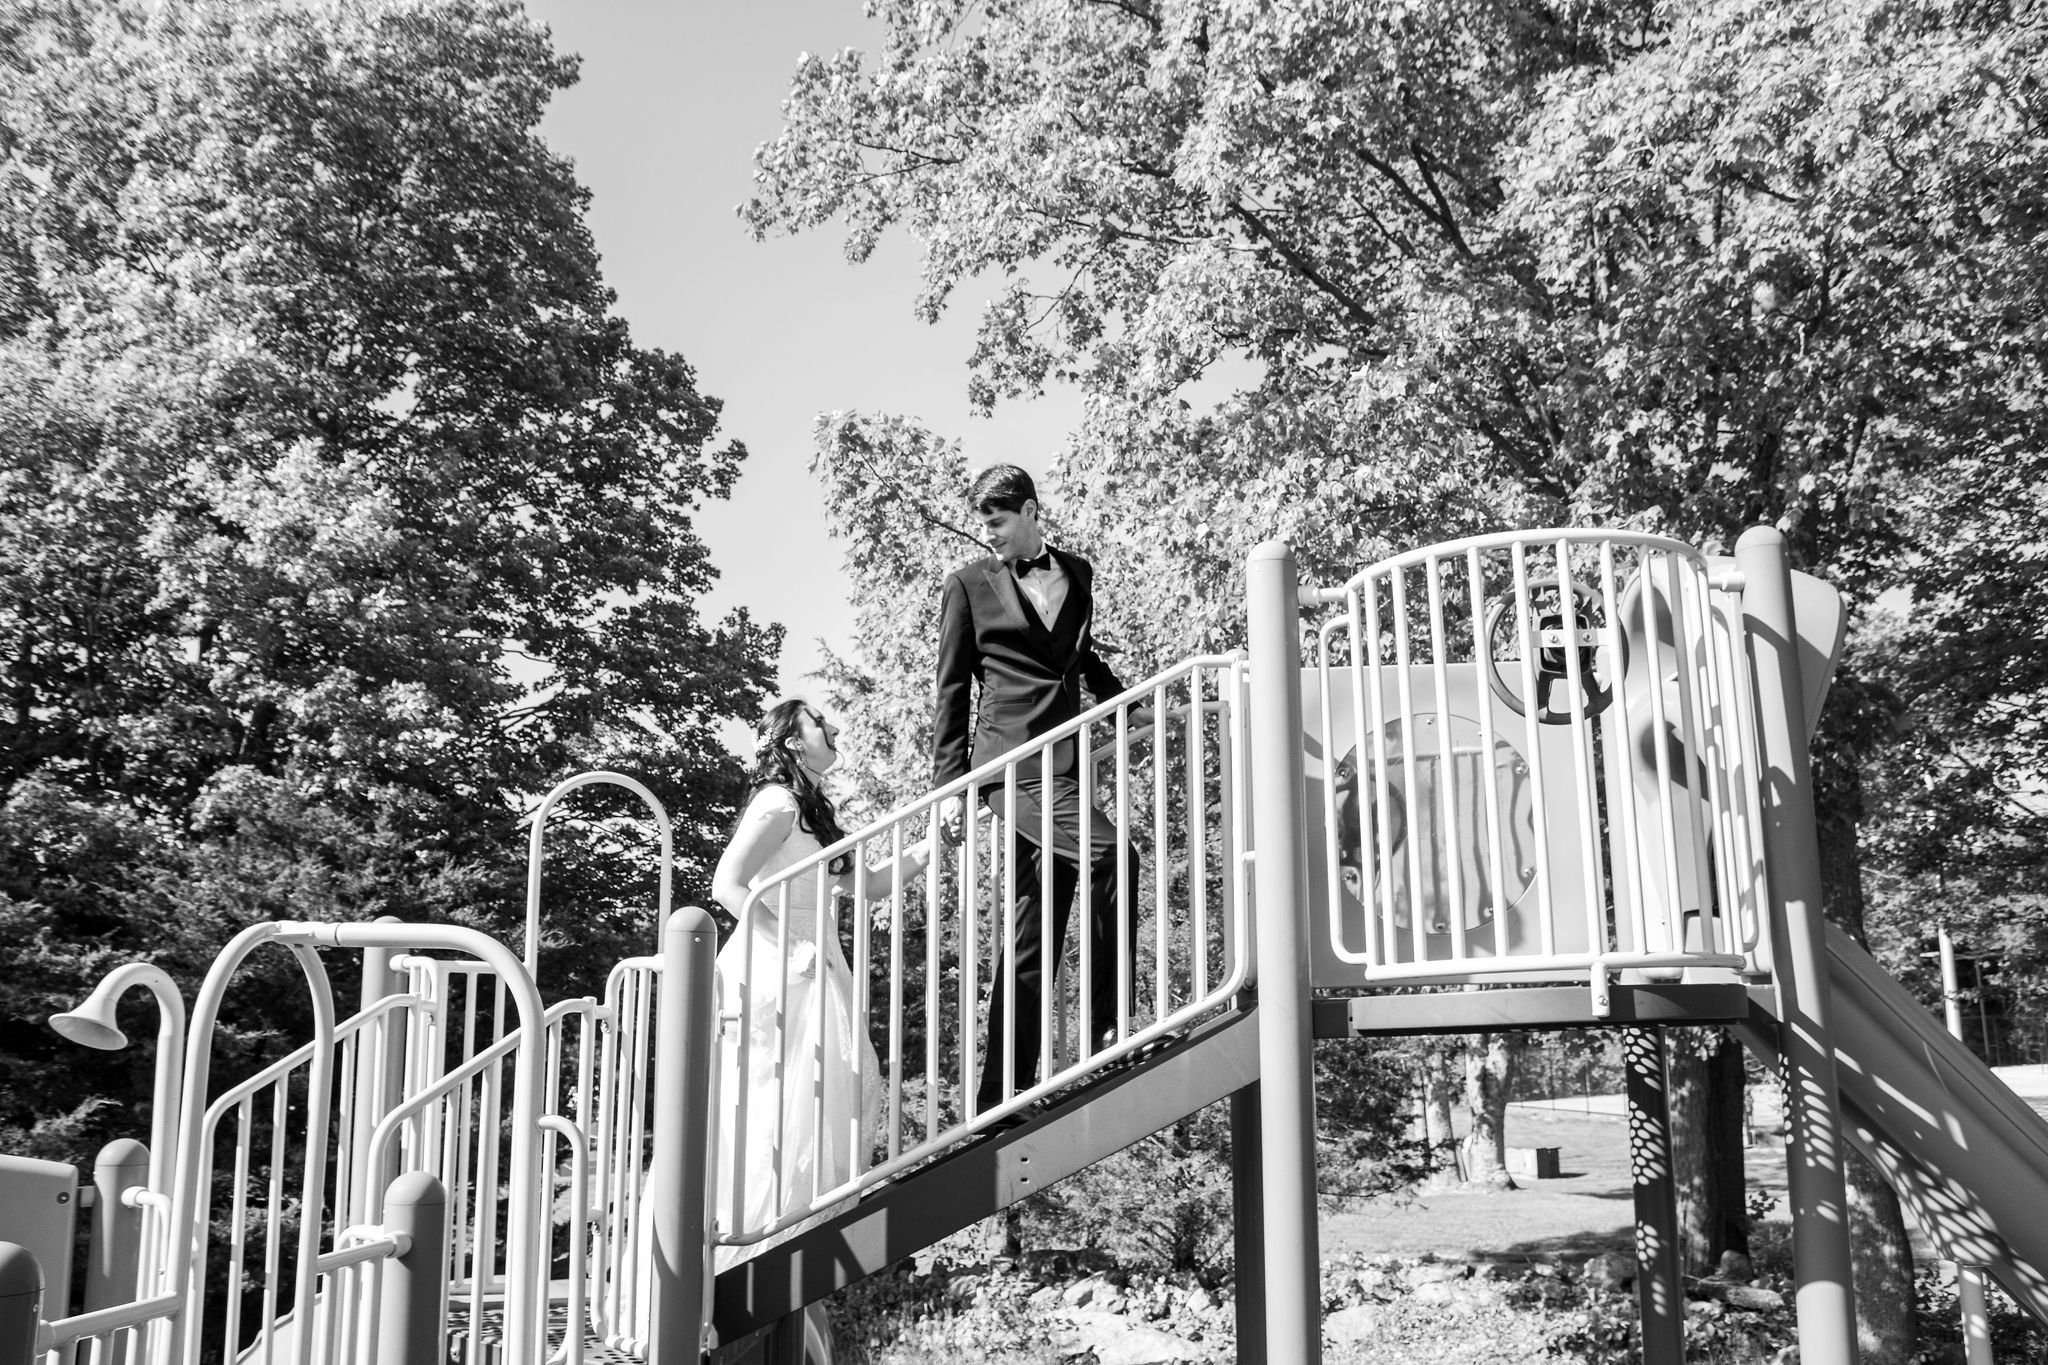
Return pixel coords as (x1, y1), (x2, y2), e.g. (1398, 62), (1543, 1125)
(7, 530), (1813, 1365)
(716, 653), (1253, 1246)
(1301, 529), (1768, 1006)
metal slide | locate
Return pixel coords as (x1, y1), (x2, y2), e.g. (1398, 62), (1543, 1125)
(1740, 925), (2048, 1321)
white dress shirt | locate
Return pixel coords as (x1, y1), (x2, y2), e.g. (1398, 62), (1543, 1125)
(1013, 546), (1068, 629)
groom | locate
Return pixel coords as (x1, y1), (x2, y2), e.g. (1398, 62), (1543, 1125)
(932, 464), (1141, 1121)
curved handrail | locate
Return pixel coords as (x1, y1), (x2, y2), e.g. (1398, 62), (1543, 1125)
(525, 771), (676, 975)
(718, 650), (1252, 1246)
(1305, 527), (1707, 605)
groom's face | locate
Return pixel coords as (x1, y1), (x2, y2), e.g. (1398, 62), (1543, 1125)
(975, 500), (1043, 563)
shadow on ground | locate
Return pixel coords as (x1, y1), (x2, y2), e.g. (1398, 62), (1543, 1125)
(1500, 1227), (1636, 1259)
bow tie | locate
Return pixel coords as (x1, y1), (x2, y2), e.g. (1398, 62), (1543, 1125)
(1013, 552), (1054, 577)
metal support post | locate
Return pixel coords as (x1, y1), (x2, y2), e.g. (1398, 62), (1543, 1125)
(377, 1172), (447, 1365)
(1229, 1082), (1267, 1365)
(1622, 1028), (1684, 1364)
(1735, 526), (1858, 1365)
(1245, 541), (1322, 1365)
(0, 1242), (39, 1365)
(355, 918), (407, 1219)
(1936, 924), (1995, 1365)
(86, 1139), (149, 1365)
(649, 906), (719, 1363)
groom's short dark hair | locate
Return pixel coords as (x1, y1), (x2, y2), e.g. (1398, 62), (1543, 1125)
(968, 464), (1037, 515)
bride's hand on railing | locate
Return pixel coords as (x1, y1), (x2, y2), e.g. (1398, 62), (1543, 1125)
(839, 833), (937, 898)
(938, 794), (966, 847)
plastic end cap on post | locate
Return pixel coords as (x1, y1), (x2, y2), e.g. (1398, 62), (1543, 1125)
(1733, 525), (1784, 555)
(0, 1241), (41, 1297)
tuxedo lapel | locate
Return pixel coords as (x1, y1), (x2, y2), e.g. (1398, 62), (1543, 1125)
(980, 559), (1038, 640)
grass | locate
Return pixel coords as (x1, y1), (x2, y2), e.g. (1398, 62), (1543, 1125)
(1324, 1105), (1791, 1261)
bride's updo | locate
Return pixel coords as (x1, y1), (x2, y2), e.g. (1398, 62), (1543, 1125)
(745, 699), (852, 875)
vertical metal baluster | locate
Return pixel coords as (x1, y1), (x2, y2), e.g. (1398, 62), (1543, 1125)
(888, 858), (905, 1158)
(962, 781), (980, 1118)
(772, 881), (792, 1218)
(1468, 547), (1511, 955)
(1346, 587), (1373, 967)
(225, 1100), (253, 1365)
(1639, 551), (1684, 950)
(1002, 764), (1019, 1106)
(853, 832), (872, 1175)
(856, 834), (872, 1178)
(1078, 717), (1095, 1056)
(923, 815), (941, 1147)
(1040, 732), (1056, 1090)
(1601, 543), (1651, 957)
(1553, 537), (1606, 959)
(1666, 552), (1718, 956)
(1154, 680), (1171, 1023)
(1391, 565), (1428, 941)
(260, 1082), (287, 1365)
(1114, 708), (1132, 1046)
(1510, 543), (1558, 955)
(1425, 553), (1467, 960)
(1364, 577), (1397, 960)
(1189, 669), (1209, 996)
(813, 865), (831, 1206)
(1316, 622), (1346, 965)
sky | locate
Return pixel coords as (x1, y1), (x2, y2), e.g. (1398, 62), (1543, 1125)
(517, 0), (1081, 701)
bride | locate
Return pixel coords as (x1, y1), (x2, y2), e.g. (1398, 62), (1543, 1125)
(709, 700), (929, 1258)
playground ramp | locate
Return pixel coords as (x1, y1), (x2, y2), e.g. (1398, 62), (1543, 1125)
(1739, 924), (2048, 1321)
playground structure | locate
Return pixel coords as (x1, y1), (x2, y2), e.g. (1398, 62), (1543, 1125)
(4, 525), (2047, 1364)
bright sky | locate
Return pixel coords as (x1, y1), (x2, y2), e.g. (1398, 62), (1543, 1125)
(519, 0), (1080, 701)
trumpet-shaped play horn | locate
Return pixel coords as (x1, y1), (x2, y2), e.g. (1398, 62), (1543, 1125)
(49, 962), (181, 1051)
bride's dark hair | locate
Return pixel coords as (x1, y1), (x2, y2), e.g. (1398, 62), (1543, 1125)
(743, 699), (852, 875)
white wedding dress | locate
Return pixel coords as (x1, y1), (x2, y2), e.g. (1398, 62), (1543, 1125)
(713, 785), (883, 1252)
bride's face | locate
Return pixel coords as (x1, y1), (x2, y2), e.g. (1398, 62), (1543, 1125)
(791, 709), (840, 775)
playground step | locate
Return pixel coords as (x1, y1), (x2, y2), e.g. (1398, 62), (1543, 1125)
(710, 1005), (1261, 1345)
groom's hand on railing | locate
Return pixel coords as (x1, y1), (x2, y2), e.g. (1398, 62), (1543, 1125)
(1124, 705), (1157, 746)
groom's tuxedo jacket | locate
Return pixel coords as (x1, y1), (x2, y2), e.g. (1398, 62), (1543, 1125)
(931, 548), (1127, 788)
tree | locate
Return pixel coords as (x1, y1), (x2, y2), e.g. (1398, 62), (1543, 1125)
(755, 2), (2048, 1353)
(0, 0), (777, 1160)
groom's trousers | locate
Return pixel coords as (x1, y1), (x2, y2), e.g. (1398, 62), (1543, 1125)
(975, 775), (1140, 1116)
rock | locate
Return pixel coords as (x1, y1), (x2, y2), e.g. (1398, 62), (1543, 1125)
(1584, 1251), (1637, 1292)
(1687, 1277), (1786, 1313)
(1184, 1286), (1215, 1314)
(1718, 1250), (1755, 1282)
(1722, 1285), (1786, 1313)
(1404, 1261), (1468, 1287)
(1323, 1303), (1380, 1345)
(1030, 1284), (1063, 1309)
(1066, 1275), (1116, 1308)
(1053, 1309), (1211, 1365)
(1410, 1280), (1460, 1307)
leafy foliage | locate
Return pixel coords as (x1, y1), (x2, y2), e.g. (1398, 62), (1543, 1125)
(0, 0), (776, 1159)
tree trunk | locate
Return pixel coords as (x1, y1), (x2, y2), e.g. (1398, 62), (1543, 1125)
(1418, 1042), (1461, 1183)
(1814, 695), (1916, 1363)
(1461, 1031), (1517, 1190)
(1671, 1028), (1751, 1276)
